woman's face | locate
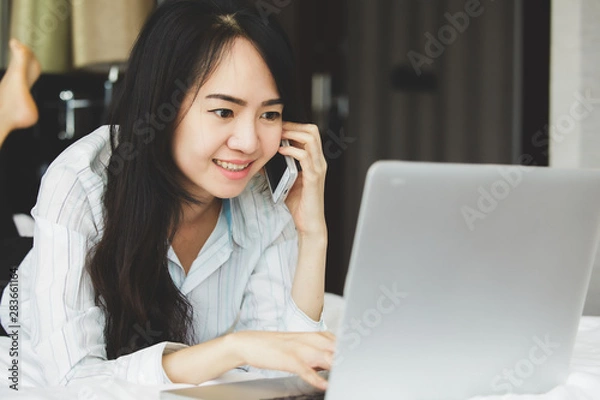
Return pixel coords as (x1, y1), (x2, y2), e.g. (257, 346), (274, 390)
(172, 37), (284, 201)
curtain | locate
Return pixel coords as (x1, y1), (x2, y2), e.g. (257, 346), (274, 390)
(0, 0), (10, 68)
(72, 0), (154, 71)
(10, 0), (71, 73)
(341, 0), (518, 279)
(9, 0), (154, 73)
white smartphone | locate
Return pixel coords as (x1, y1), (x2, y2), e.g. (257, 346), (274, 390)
(264, 139), (298, 204)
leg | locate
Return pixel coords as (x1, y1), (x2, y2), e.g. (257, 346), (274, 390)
(0, 39), (40, 240)
(0, 39), (41, 148)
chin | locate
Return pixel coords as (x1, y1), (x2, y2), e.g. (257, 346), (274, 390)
(212, 182), (251, 199)
(215, 190), (245, 199)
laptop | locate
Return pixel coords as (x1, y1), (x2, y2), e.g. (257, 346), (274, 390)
(162, 161), (600, 400)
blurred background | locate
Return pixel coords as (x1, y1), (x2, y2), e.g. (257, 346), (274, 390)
(2, 0), (599, 312)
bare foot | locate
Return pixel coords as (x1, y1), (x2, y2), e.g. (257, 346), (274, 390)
(0, 39), (41, 145)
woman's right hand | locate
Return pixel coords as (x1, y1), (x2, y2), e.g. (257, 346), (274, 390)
(230, 330), (336, 391)
(163, 330), (336, 390)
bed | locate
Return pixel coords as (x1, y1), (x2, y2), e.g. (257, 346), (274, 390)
(1, 309), (599, 400)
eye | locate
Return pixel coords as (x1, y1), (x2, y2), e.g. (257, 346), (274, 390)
(261, 111), (281, 121)
(210, 109), (234, 119)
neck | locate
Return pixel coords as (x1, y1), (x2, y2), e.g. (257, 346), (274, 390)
(180, 197), (221, 226)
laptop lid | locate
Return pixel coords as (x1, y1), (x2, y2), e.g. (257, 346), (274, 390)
(325, 161), (600, 399)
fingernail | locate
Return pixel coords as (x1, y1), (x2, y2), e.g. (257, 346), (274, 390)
(320, 380), (328, 391)
(325, 353), (334, 365)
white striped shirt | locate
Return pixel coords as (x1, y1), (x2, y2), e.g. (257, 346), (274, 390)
(0, 125), (325, 387)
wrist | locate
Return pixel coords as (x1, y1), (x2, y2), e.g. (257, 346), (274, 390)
(225, 331), (249, 366)
(298, 225), (328, 244)
(299, 232), (328, 251)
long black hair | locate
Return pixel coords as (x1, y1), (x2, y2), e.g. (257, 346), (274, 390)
(87, 0), (304, 359)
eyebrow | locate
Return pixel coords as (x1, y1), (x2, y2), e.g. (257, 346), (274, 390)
(205, 94), (284, 107)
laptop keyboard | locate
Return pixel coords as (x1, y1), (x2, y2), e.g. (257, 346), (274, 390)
(262, 394), (325, 400)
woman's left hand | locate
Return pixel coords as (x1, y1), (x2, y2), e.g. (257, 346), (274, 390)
(279, 122), (328, 238)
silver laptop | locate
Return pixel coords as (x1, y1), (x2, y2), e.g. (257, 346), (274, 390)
(162, 161), (600, 400)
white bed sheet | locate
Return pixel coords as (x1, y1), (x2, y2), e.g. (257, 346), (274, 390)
(1, 316), (599, 400)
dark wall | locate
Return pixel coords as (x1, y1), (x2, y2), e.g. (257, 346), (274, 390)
(520, 0), (551, 167)
(291, 0), (348, 295)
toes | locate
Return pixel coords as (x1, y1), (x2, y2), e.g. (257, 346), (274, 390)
(7, 39), (41, 87)
(9, 39), (26, 63)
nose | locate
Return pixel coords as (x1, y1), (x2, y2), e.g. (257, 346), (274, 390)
(227, 118), (260, 154)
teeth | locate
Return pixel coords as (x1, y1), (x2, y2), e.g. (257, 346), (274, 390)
(215, 160), (250, 171)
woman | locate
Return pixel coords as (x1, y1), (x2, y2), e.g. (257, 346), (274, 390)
(0, 0), (334, 391)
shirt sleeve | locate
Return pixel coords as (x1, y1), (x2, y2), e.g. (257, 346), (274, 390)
(13, 162), (187, 386)
(235, 217), (327, 334)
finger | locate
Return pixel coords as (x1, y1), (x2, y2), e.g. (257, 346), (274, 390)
(282, 130), (326, 169)
(278, 146), (324, 184)
(308, 332), (337, 352)
(299, 365), (329, 391)
(283, 122), (320, 138)
(292, 340), (334, 371)
(283, 123), (324, 164)
(309, 350), (335, 371)
(277, 145), (312, 172)
(285, 355), (328, 391)
(282, 127), (323, 150)
(282, 129), (323, 153)
(293, 332), (336, 354)
(286, 138), (305, 151)
(278, 144), (308, 162)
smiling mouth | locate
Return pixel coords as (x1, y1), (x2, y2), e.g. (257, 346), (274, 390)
(213, 159), (252, 172)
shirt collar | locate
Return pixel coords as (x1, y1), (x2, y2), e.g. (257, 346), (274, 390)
(227, 174), (274, 249)
(227, 196), (248, 248)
